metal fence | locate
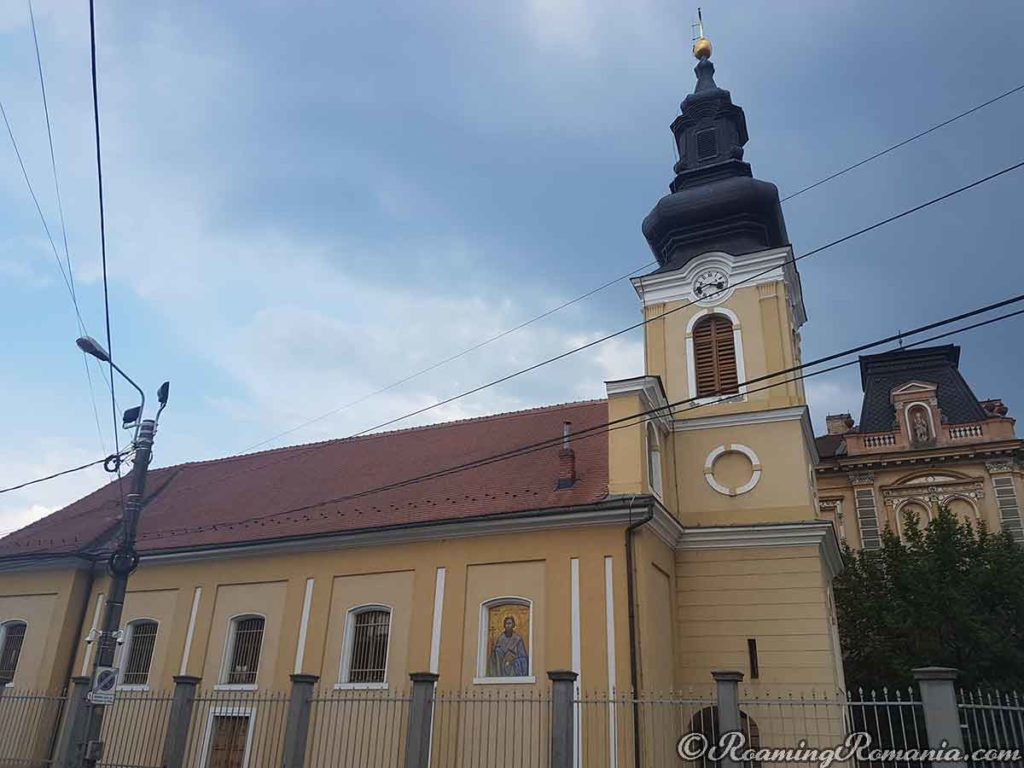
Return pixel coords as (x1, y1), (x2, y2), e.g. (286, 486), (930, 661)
(180, 689), (290, 768)
(5, 668), (1024, 768)
(960, 689), (1024, 768)
(0, 690), (65, 767)
(306, 687), (410, 767)
(431, 688), (551, 768)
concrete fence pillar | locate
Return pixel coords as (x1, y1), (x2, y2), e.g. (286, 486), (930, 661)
(549, 670), (578, 768)
(51, 677), (91, 768)
(713, 670), (745, 768)
(914, 667), (966, 767)
(404, 672), (439, 768)
(282, 673), (319, 768)
(162, 675), (201, 768)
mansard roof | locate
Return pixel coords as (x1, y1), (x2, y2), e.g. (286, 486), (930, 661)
(0, 400), (609, 559)
(857, 345), (987, 433)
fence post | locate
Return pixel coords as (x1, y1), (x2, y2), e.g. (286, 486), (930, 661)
(713, 670), (745, 768)
(283, 673), (319, 768)
(404, 672), (439, 768)
(913, 667), (966, 765)
(549, 670), (578, 768)
(52, 677), (91, 768)
(162, 675), (200, 768)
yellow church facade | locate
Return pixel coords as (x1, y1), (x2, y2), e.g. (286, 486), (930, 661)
(0, 38), (846, 759)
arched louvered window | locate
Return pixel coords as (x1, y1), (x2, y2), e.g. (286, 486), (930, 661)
(0, 621), (26, 683)
(692, 314), (739, 398)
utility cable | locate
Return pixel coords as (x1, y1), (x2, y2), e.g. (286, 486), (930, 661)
(235, 80), (1024, 452)
(131, 295), (1024, 540)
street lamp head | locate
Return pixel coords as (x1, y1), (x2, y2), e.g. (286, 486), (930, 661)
(76, 336), (110, 362)
(157, 381), (170, 406)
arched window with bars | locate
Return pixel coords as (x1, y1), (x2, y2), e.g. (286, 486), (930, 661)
(223, 614), (265, 686)
(692, 313), (739, 398)
(0, 621), (26, 683)
(341, 606), (392, 686)
(120, 619), (158, 687)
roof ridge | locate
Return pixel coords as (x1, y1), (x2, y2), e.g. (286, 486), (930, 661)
(158, 398), (608, 471)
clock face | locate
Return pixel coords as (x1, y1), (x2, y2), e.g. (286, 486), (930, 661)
(693, 269), (728, 300)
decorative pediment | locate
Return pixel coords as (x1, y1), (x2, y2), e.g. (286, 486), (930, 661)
(890, 380), (938, 397)
(881, 470), (984, 508)
(896, 470), (973, 486)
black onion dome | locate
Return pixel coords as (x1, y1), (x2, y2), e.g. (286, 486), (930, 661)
(642, 57), (789, 273)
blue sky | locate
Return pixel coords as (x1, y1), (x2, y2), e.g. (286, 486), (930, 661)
(2, 0), (1023, 531)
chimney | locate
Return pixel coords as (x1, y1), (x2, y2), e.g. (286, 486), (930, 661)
(826, 413), (854, 435)
(557, 421), (577, 489)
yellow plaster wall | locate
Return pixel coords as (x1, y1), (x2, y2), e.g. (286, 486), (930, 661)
(320, 570), (414, 688)
(673, 418), (817, 527)
(52, 525), (635, 694)
(115, 588), (180, 688)
(675, 545), (842, 693)
(0, 565), (91, 691)
(643, 279), (804, 419)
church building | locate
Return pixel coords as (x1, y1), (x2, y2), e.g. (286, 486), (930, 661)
(0, 35), (845, 715)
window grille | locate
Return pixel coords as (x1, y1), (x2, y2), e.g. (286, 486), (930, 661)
(227, 616), (264, 685)
(122, 621), (158, 686)
(347, 609), (390, 684)
(0, 622), (26, 681)
(693, 315), (739, 398)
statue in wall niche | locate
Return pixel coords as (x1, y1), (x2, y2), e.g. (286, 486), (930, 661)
(488, 614), (529, 677)
(910, 409), (931, 445)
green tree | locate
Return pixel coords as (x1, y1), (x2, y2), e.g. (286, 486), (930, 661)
(834, 506), (1024, 691)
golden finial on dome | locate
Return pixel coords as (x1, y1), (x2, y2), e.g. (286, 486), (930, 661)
(691, 7), (712, 59)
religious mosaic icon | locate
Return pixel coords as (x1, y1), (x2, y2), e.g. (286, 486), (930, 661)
(485, 602), (530, 678)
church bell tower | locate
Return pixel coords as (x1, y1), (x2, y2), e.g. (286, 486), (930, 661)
(612, 27), (846, 694)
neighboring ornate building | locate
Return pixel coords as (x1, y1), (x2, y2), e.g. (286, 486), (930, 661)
(816, 345), (1024, 549)
(0, 36), (845, 753)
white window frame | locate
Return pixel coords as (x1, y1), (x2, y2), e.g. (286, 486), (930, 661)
(0, 619), (27, 687)
(474, 596), (535, 685)
(336, 604), (392, 690)
(646, 422), (664, 499)
(199, 705), (255, 768)
(216, 613), (266, 691)
(684, 307), (747, 406)
(117, 617), (159, 691)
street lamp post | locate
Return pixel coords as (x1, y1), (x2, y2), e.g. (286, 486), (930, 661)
(75, 336), (169, 768)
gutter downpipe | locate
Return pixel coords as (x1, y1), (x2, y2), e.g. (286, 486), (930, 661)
(625, 495), (653, 768)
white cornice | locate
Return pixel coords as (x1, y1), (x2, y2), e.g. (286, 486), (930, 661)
(605, 376), (672, 431)
(132, 501), (686, 565)
(631, 247), (806, 329)
(677, 521), (844, 579)
(673, 406), (820, 465)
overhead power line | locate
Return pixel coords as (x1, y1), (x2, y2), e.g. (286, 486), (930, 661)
(238, 79), (1024, 452)
(88, 0), (126, 511)
(780, 81), (1024, 203)
(27, 0), (109, 456)
(0, 458), (107, 496)
(163, 157), (1024, 504)
(130, 294), (1024, 542)
(340, 159), (1024, 439)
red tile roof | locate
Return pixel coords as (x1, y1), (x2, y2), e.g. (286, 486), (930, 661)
(0, 400), (609, 558)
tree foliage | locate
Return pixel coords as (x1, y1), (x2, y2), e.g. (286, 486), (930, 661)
(834, 506), (1024, 691)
